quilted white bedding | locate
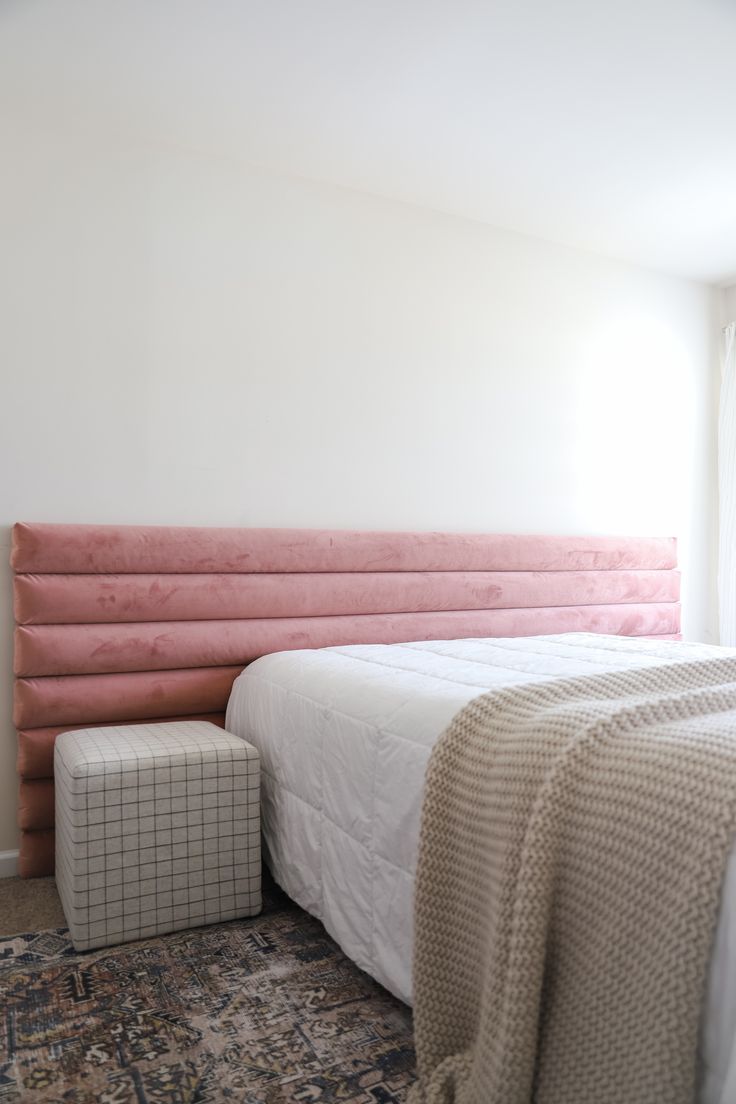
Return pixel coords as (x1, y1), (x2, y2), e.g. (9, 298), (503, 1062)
(226, 632), (736, 1104)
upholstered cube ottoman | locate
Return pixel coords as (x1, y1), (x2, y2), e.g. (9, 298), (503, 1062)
(55, 720), (260, 951)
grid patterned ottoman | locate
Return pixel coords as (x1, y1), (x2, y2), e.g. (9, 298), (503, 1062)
(55, 720), (261, 951)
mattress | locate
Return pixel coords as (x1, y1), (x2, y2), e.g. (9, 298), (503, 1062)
(225, 632), (736, 1104)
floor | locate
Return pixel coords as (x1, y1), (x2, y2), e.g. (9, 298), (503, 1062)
(0, 875), (66, 935)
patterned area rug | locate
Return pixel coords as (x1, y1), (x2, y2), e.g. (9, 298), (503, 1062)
(0, 879), (415, 1103)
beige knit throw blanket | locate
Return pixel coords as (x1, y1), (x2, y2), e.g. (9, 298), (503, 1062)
(410, 657), (736, 1104)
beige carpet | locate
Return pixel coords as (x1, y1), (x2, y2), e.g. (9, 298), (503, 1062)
(0, 876), (66, 935)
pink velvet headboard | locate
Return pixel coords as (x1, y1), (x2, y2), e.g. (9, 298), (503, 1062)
(11, 523), (680, 877)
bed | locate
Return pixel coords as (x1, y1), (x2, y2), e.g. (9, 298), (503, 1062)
(225, 633), (736, 1103)
(225, 632), (726, 1002)
(11, 523), (680, 877)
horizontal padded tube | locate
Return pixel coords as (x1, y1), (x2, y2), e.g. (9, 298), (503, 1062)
(14, 604), (682, 678)
(18, 778), (54, 831)
(14, 666), (243, 730)
(17, 712), (226, 780)
(13, 568), (681, 625)
(19, 829), (54, 879)
(12, 523), (678, 574)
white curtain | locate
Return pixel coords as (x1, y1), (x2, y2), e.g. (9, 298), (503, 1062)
(719, 322), (736, 645)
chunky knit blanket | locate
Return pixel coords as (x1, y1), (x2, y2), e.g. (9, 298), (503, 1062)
(410, 657), (736, 1104)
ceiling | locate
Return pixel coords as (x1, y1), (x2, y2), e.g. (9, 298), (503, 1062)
(2, 0), (736, 284)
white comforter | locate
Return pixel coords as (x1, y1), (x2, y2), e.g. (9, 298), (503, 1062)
(225, 632), (736, 1104)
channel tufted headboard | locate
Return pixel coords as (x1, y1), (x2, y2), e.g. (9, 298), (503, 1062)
(11, 523), (681, 877)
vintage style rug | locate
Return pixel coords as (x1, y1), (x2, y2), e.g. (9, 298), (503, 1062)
(0, 879), (415, 1103)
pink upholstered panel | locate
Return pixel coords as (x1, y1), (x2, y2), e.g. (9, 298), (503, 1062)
(15, 604), (681, 679)
(17, 714), (227, 780)
(18, 780), (54, 831)
(14, 568), (680, 625)
(12, 523), (677, 575)
(14, 666), (243, 729)
(11, 523), (681, 877)
(20, 832), (53, 879)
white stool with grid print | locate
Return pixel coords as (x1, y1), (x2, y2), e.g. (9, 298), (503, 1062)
(54, 720), (261, 951)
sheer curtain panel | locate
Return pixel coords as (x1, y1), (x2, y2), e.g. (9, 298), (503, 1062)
(719, 322), (736, 645)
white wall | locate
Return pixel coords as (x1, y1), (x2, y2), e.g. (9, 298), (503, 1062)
(0, 116), (721, 856)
